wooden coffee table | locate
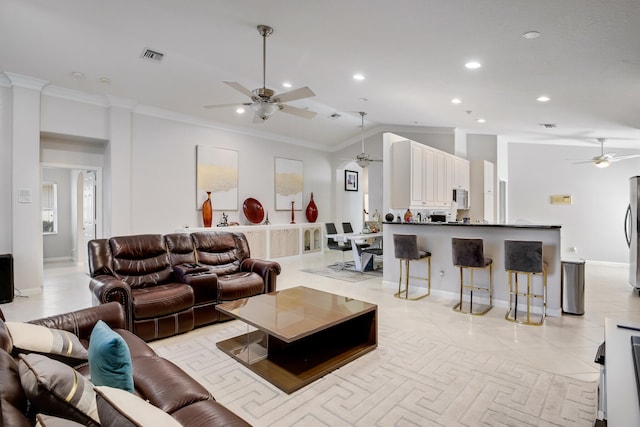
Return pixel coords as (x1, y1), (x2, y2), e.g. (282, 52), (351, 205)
(215, 286), (377, 393)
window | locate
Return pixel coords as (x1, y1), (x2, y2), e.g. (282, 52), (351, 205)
(42, 182), (57, 234)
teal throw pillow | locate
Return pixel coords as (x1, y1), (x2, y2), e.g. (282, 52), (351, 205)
(88, 320), (134, 393)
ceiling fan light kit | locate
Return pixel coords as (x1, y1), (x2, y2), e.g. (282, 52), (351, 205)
(203, 25), (316, 122)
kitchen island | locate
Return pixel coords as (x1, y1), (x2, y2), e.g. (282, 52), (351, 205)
(383, 222), (562, 316)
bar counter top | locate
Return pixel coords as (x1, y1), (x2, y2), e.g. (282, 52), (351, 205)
(383, 221), (561, 229)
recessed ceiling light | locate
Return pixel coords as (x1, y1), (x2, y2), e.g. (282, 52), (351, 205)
(282, 82), (292, 88)
(359, 97), (368, 102)
(410, 120), (418, 125)
(98, 77), (111, 85)
(523, 31), (541, 39)
(71, 71), (85, 79)
(451, 98), (462, 104)
(353, 73), (365, 80)
(236, 107), (245, 114)
(465, 61), (481, 69)
(477, 118), (486, 123)
(536, 95), (551, 102)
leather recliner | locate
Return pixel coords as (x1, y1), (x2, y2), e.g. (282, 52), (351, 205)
(88, 231), (281, 341)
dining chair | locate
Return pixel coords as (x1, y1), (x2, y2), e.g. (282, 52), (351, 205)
(341, 222), (370, 250)
(325, 223), (351, 269)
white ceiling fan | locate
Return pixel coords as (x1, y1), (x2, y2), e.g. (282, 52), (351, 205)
(354, 112), (382, 168)
(572, 138), (640, 168)
(203, 25), (317, 123)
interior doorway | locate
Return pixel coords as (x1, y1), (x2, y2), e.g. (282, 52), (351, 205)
(41, 164), (102, 271)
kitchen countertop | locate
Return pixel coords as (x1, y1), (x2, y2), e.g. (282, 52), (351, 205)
(383, 222), (561, 229)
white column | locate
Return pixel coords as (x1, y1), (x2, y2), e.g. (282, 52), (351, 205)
(104, 98), (134, 237)
(6, 73), (48, 295)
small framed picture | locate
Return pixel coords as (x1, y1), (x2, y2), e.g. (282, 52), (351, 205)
(345, 170), (358, 192)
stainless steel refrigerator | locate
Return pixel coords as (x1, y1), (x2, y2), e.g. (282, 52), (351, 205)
(625, 176), (640, 291)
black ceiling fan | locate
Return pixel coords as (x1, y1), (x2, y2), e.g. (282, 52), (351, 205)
(203, 25), (317, 123)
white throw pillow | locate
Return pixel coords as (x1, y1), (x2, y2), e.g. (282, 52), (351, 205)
(94, 386), (183, 427)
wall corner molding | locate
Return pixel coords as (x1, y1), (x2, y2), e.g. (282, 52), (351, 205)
(4, 72), (48, 91)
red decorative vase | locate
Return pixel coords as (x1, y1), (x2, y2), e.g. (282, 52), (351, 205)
(290, 201), (295, 224)
(202, 191), (212, 227)
(305, 192), (318, 223)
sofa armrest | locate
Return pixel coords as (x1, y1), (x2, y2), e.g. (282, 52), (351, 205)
(89, 275), (133, 331)
(240, 258), (281, 293)
(28, 302), (126, 341)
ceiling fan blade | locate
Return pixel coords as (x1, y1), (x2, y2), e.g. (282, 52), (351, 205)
(223, 81), (254, 99)
(611, 154), (640, 162)
(203, 102), (251, 109)
(275, 86), (315, 103)
(279, 104), (317, 119)
(572, 160), (597, 164)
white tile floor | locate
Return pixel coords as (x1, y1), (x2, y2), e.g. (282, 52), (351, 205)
(3, 252), (639, 382)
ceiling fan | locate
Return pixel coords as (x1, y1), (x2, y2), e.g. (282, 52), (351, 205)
(354, 112), (382, 168)
(572, 138), (640, 168)
(203, 25), (316, 123)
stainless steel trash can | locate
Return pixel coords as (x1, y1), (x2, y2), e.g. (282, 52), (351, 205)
(561, 259), (585, 315)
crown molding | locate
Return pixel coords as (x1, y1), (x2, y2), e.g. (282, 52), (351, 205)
(42, 85), (108, 107)
(3, 72), (48, 91)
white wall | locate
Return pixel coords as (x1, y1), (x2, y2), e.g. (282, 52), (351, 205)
(509, 142), (639, 263)
(42, 168), (72, 260)
(129, 114), (333, 234)
(0, 86), (12, 254)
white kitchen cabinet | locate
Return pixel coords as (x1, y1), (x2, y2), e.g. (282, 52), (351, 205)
(453, 157), (470, 191)
(392, 139), (465, 209)
(469, 160), (495, 223)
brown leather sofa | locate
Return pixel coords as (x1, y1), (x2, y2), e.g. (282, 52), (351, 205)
(0, 302), (250, 426)
(88, 231), (281, 341)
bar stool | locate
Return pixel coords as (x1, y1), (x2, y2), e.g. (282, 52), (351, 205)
(451, 238), (493, 315)
(393, 234), (431, 300)
(504, 240), (547, 325)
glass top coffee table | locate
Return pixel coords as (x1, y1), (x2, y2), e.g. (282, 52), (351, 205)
(215, 286), (378, 393)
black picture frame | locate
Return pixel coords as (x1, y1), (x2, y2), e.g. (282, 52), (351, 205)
(345, 170), (358, 191)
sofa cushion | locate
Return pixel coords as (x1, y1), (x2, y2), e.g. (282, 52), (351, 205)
(218, 272), (265, 301)
(18, 354), (99, 426)
(0, 349), (30, 425)
(131, 284), (194, 319)
(191, 232), (243, 275)
(165, 233), (197, 267)
(5, 322), (88, 362)
(110, 235), (173, 288)
(89, 321), (133, 392)
(95, 386), (182, 427)
(130, 355), (212, 414)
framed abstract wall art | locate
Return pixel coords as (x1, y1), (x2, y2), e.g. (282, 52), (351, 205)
(274, 157), (303, 210)
(196, 145), (238, 210)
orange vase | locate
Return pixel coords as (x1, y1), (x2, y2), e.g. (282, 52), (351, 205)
(305, 192), (318, 223)
(202, 191), (212, 227)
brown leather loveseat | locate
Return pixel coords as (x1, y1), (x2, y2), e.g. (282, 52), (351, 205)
(0, 302), (249, 426)
(88, 231), (281, 341)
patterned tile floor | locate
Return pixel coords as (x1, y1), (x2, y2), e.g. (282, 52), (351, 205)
(3, 252), (639, 383)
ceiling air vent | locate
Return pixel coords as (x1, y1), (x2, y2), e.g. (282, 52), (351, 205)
(539, 123), (557, 129)
(329, 113), (342, 119)
(140, 48), (164, 63)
